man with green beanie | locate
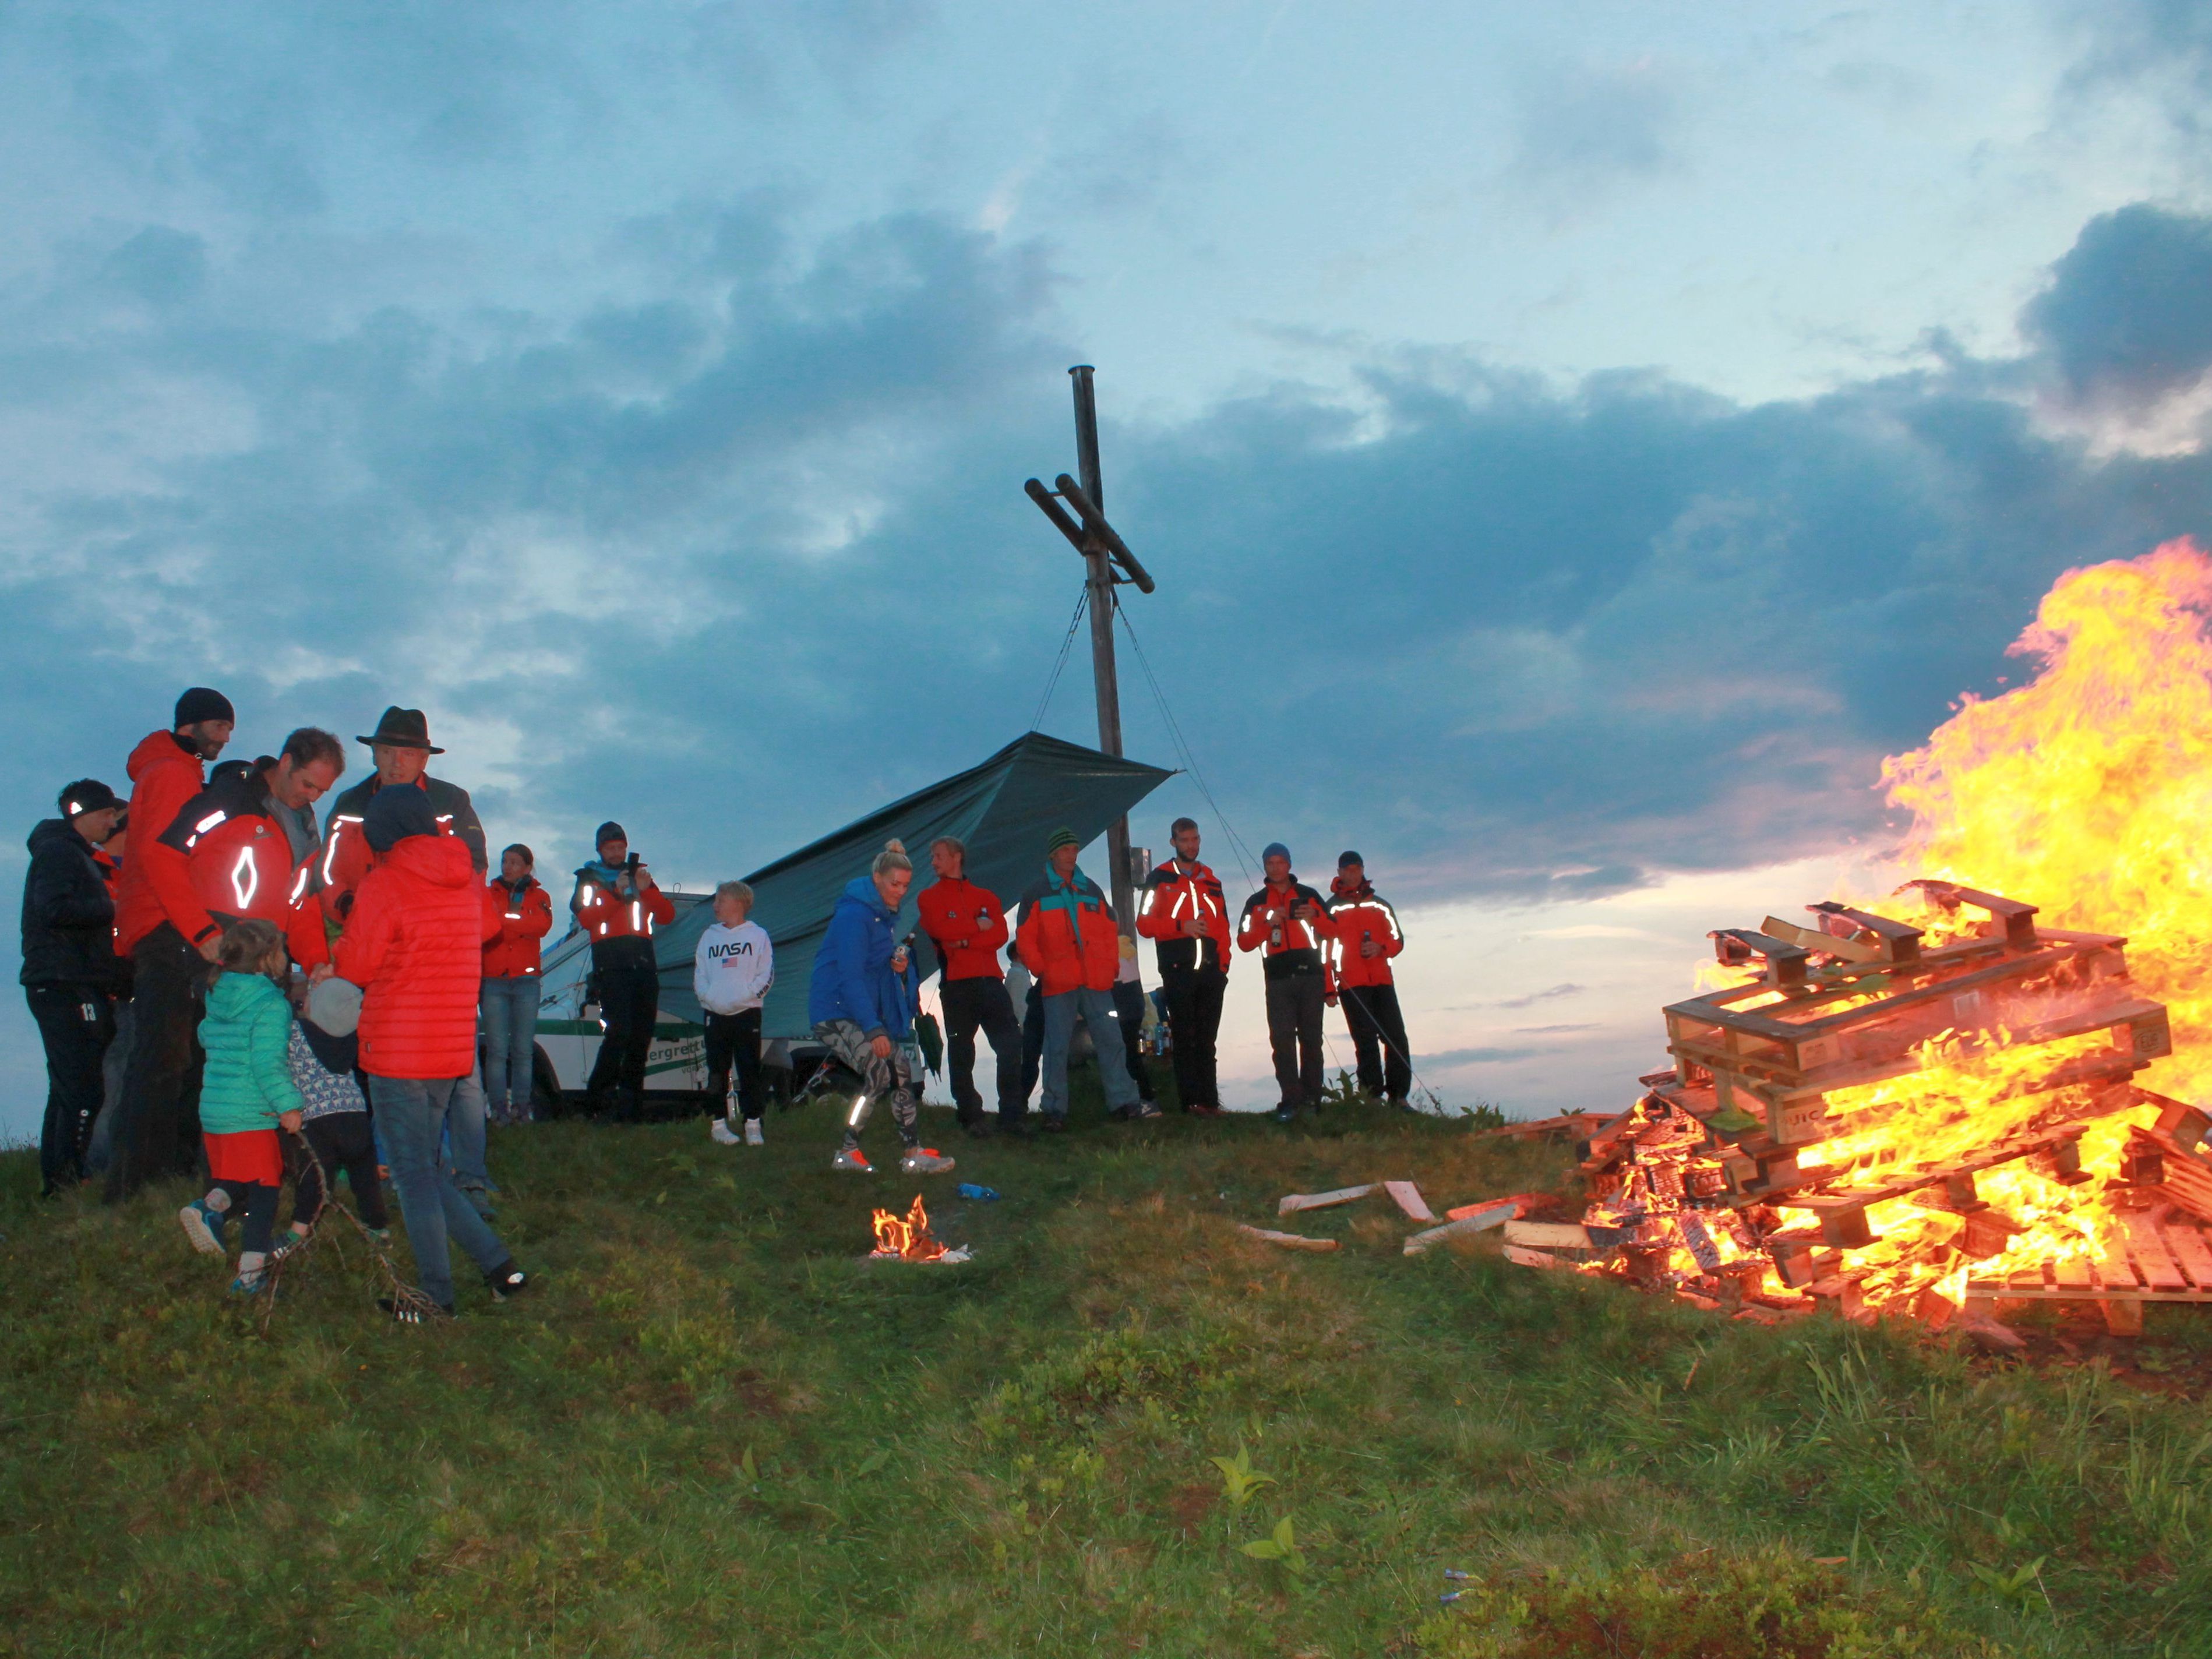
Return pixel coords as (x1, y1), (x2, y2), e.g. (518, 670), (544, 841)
(1013, 828), (1151, 1129)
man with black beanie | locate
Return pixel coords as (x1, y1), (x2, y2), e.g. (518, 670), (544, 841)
(571, 821), (673, 1120)
(22, 781), (127, 1194)
(108, 686), (237, 1200)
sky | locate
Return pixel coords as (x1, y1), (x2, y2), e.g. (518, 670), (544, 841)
(6, 1), (2212, 1135)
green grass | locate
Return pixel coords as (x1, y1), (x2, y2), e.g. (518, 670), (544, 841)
(6, 1070), (2212, 1658)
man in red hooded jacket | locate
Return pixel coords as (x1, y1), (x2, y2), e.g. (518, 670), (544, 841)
(333, 786), (528, 1319)
(105, 687), (236, 1200)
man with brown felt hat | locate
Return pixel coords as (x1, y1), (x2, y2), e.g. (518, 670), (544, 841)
(319, 707), (487, 919)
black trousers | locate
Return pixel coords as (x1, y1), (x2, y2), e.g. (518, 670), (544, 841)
(1158, 959), (1226, 1110)
(107, 924), (207, 1201)
(939, 976), (1023, 1123)
(1112, 980), (1156, 1103)
(27, 982), (114, 1194)
(1341, 982), (1413, 1101)
(586, 948), (661, 1117)
(1264, 971), (1327, 1109)
(290, 1111), (390, 1230)
(704, 1008), (765, 1121)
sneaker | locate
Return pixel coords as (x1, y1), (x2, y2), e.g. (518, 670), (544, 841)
(1039, 1116), (1068, 1134)
(484, 1261), (530, 1300)
(833, 1146), (873, 1172)
(743, 1118), (764, 1146)
(379, 1295), (453, 1324)
(229, 1270), (269, 1297)
(1132, 1100), (1163, 1120)
(964, 1119), (994, 1141)
(178, 1200), (226, 1256)
(1188, 1103), (1226, 1118)
(367, 1227), (393, 1247)
(899, 1146), (957, 1175)
(1272, 1106), (1299, 1124)
(997, 1116), (1033, 1139)
(269, 1229), (311, 1263)
(710, 1117), (740, 1146)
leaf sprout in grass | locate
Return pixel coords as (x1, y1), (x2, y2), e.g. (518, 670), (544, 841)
(1208, 1441), (1275, 1509)
(1239, 1515), (1306, 1577)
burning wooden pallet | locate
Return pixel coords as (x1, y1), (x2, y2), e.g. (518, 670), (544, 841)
(1557, 881), (2212, 1333)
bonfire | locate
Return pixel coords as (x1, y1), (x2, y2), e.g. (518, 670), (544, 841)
(1547, 541), (2212, 1335)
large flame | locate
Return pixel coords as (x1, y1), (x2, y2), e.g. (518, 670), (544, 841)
(1606, 540), (2212, 1319)
(1823, 539), (2212, 1309)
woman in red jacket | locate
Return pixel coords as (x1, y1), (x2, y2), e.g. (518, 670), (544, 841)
(333, 787), (528, 1319)
(481, 844), (552, 1126)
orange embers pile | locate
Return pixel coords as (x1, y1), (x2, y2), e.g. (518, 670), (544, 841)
(870, 1195), (948, 1262)
(1572, 539), (2212, 1326)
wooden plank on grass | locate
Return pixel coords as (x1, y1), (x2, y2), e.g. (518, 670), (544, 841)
(1276, 1184), (1377, 1216)
(1235, 1224), (1339, 1253)
(1445, 1192), (1547, 1222)
(1383, 1180), (1437, 1222)
(2162, 1222), (2212, 1288)
(2121, 1213), (2188, 1291)
(1403, 1208), (1514, 1255)
(1502, 1245), (1569, 1270)
(1504, 1220), (1593, 1251)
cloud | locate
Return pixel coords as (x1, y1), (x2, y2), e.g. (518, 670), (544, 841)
(2022, 204), (2212, 414)
(1419, 1046), (1547, 1068)
(2056, 0), (2212, 153)
(1495, 982), (1585, 1008)
(1505, 59), (1682, 206)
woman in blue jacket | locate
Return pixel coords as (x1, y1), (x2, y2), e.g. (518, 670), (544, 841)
(807, 839), (954, 1176)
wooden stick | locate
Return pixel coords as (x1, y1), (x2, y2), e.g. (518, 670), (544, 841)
(1382, 1180), (1436, 1223)
(1502, 1244), (1570, 1270)
(1445, 1192), (1548, 1222)
(1276, 1183), (1378, 1215)
(1403, 1203), (1516, 1255)
(1236, 1224), (1339, 1253)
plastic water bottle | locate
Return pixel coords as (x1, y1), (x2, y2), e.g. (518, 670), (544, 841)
(956, 1183), (1001, 1201)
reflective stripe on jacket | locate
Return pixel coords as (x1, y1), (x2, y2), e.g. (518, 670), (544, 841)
(1136, 859), (1230, 974)
(1324, 879), (1403, 993)
(482, 876), (553, 977)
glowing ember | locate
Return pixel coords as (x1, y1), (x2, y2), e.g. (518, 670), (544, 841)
(1570, 539), (2212, 1327)
(870, 1195), (949, 1262)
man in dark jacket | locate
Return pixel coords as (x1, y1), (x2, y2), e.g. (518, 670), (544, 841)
(319, 707), (486, 917)
(22, 781), (127, 1194)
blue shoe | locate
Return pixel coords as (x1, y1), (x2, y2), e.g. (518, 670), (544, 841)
(1271, 1107), (1298, 1125)
(178, 1200), (227, 1256)
(229, 1269), (269, 1297)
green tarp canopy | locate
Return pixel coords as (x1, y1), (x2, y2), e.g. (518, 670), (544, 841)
(654, 732), (1173, 1038)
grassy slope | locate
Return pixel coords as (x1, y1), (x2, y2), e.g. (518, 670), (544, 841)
(5, 1076), (2211, 1659)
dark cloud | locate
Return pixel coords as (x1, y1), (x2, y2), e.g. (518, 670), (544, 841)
(2021, 204), (2212, 412)
(1497, 983), (1585, 1009)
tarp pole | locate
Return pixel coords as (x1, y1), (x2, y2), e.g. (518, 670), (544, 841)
(1071, 365), (1138, 937)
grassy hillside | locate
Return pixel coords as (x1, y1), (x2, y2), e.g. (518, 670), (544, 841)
(5, 1075), (2211, 1658)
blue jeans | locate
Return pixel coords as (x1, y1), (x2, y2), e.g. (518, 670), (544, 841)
(1039, 986), (1139, 1120)
(479, 977), (539, 1120)
(446, 1069), (490, 1194)
(369, 1075), (510, 1310)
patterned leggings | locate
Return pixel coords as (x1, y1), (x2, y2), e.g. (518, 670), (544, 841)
(813, 1019), (917, 1149)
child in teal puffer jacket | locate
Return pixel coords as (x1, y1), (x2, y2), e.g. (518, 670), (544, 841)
(178, 919), (303, 1295)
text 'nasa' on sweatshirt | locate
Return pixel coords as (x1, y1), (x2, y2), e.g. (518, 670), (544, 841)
(694, 919), (774, 1014)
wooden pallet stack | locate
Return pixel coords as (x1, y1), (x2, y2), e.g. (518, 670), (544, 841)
(1561, 881), (2212, 1333)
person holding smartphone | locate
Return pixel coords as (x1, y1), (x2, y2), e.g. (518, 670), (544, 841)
(571, 821), (674, 1122)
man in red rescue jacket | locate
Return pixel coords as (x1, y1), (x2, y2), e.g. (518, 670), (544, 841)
(333, 785), (527, 1318)
(1325, 851), (1412, 1106)
(1237, 842), (1335, 1123)
(106, 687), (237, 1200)
(1136, 816), (1231, 1116)
(153, 759), (334, 973)
(571, 820), (676, 1121)
(318, 707), (487, 919)
(916, 835), (1021, 1138)
(1014, 827), (1148, 1128)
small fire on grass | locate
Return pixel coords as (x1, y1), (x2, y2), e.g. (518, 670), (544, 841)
(869, 1195), (969, 1263)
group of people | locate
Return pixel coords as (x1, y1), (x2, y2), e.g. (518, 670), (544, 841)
(20, 685), (1418, 1312)
(21, 693), (535, 1316)
(874, 816), (1417, 1154)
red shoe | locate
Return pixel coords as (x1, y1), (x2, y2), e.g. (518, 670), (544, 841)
(833, 1147), (873, 1171)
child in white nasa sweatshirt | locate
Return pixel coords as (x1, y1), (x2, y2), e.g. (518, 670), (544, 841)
(697, 880), (774, 1144)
